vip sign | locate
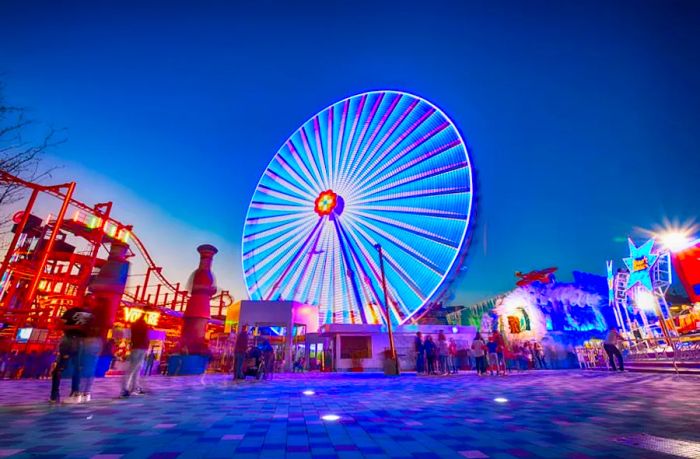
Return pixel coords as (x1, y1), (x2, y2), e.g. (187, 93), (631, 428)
(123, 307), (160, 326)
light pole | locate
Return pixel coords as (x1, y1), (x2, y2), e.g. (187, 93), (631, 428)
(374, 243), (399, 375)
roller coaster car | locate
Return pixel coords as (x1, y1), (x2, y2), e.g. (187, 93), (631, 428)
(515, 267), (557, 287)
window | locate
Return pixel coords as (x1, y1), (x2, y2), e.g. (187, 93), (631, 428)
(340, 336), (372, 359)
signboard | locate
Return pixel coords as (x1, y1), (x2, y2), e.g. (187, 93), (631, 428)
(123, 307), (160, 326)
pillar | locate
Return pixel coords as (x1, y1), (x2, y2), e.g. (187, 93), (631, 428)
(181, 244), (218, 353)
(89, 241), (130, 337)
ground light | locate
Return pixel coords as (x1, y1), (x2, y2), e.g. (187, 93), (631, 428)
(302, 390), (315, 396)
(321, 414), (340, 421)
(494, 397), (509, 403)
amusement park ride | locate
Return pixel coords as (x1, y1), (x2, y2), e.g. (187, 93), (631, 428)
(608, 236), (700, 365)
(0, 170), (232, 351)
(242, 91), (476, 327)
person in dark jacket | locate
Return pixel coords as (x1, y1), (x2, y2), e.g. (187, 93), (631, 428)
(424, 335), (437, 375)
(414, 332), (425, 374)
(120, 314), (150, 397)
(234, 325), (249, 380)
(50, 305), (93, 404)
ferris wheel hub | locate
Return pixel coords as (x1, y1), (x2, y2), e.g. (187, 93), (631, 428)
(314, 190), (343, 217)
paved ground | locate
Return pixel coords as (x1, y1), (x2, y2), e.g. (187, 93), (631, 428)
(0, 370), (698, 459)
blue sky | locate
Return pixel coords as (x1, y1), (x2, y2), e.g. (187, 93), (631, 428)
(1, 1), (699, 306)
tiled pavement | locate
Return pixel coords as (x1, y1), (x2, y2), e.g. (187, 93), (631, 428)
(0, 370), (698, 458)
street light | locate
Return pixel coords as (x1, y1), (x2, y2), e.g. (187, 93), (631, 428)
(374, 243), (399, 375)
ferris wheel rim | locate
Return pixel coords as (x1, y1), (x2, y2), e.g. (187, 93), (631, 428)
(241, 90), (474, 324)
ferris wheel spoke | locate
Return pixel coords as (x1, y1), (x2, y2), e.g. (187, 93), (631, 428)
(243, 214), (315, 244)
(347, 97), (418, 188)
(264, 169), (316, 201)
(350, 216), (443, 275)
(243, 216), (316, 262)
(357, 138), (462, 195)
(299, 222), (331, 304)
(347, 94), (402, 189)
(312, 117), (331, 189)
(299, 126), (328, 190)
(257, 185), (312, 206)
(287, 141), (324, 191)
(351, 204), (468, 221)
(335, 94), (367, 193)
(244, 218), (318, 273)
(344, 218), (426, 301)
(349, 210), (459, 249)
(260, 218), (325, 300)
(332, 100), (349, 191)
(250, 201), (310, 212)
(274, 155), (319, 197)
(354, 185), (470, 205)
(354, 119), (450, 193)
(326, 108), (334, 191)
(356, 161), (469, 203)
(245, 211), (310, 227)
(336, 93), (384, 193)
(349, 102), (432, 193)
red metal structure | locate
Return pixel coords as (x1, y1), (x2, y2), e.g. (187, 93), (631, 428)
(0, 171), (232, 349)
(515, 267), (558, 287)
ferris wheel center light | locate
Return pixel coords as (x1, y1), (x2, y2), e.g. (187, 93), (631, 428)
(314, 190), (340, 217)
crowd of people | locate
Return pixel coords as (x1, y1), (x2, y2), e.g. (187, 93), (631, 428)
(0, 350), (55, 380)
(414, 330), (549, 376)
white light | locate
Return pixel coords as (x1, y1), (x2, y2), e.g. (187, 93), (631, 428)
(302, 390), (315, 396)
(494, 397), (508, 403)
(452, 326), (458, 334)
(659, 232), (695, 253)
(635, 290), (658, 312)
(321, 414), (340, 421)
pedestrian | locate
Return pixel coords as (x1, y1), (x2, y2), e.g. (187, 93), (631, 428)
(414, 332), (425, 374)
(471, 333), (487, 376)
(603, 327), (624, 372)
(437, 330), (448, 375)
(534, 342), (547, 369)
(424, 335), (436, 375)
(260, 338), (275, 379)
(493, 330), (507, 375)
(143, 349), (156, 376)
(80, 297), (107, 402)
(486, 335), (499, 376)
(120, 313), (150, 397)
(50, 304), (93, 404)
(448, 338), (458, 374)
(234, 325), (249, 380)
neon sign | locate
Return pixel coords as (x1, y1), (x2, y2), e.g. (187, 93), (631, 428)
(123, 307), (160, 326)
(632, 256), (649, 272)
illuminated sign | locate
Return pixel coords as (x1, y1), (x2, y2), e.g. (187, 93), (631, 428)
(123, 307), (160, 326)
(632, 256), (649, 272)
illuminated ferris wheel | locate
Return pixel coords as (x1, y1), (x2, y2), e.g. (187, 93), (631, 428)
(242, 91), (474, 325)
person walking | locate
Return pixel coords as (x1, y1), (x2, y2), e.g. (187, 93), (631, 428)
(424, 335), (436, 375)
(534, 342), (547, 369)
(120, 314), (150, 397)
(234, 325), (249, 380)
(603, 327), (624, 372)
(414, 332), (425, 374)
(79, 297), (108, 402)
(50, 304), (93, 404)
(437, 331), (448, 375)
(471, 333), (487, 376)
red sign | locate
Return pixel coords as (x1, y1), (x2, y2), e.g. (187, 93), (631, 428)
(12, 211), (24, 224)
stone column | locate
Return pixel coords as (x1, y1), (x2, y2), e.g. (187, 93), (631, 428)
(181, 244), (218, 353)
(89, 241), (130, 337)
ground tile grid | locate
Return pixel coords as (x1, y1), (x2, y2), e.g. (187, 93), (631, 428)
(0, 371), (698, 458)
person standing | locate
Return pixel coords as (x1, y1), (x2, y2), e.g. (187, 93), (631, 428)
(448, 338), (458, 374)
(120, 314), (150, 397)
(534, 342), (547, 369)
(486, 335), (499, 376)
(414, 332), (425, 374)
(493, 330), (507, 375)
(471, 333), (487, 376)
(603, 327), (624, 372)
(79, 297), (108, 403)
(437, 330), (448, 375)
(143, 349), (156, 376)
(424, 335), (436, 375)
(234, 325), (249, 380)
(50, 304), (93, 404)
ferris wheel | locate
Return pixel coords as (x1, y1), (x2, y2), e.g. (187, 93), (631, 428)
(242, 91), (475, 325)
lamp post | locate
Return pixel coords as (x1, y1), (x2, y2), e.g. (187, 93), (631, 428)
(374, 243), (399, 375)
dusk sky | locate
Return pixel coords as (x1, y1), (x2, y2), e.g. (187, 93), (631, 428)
(2, 1), (699, 306)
